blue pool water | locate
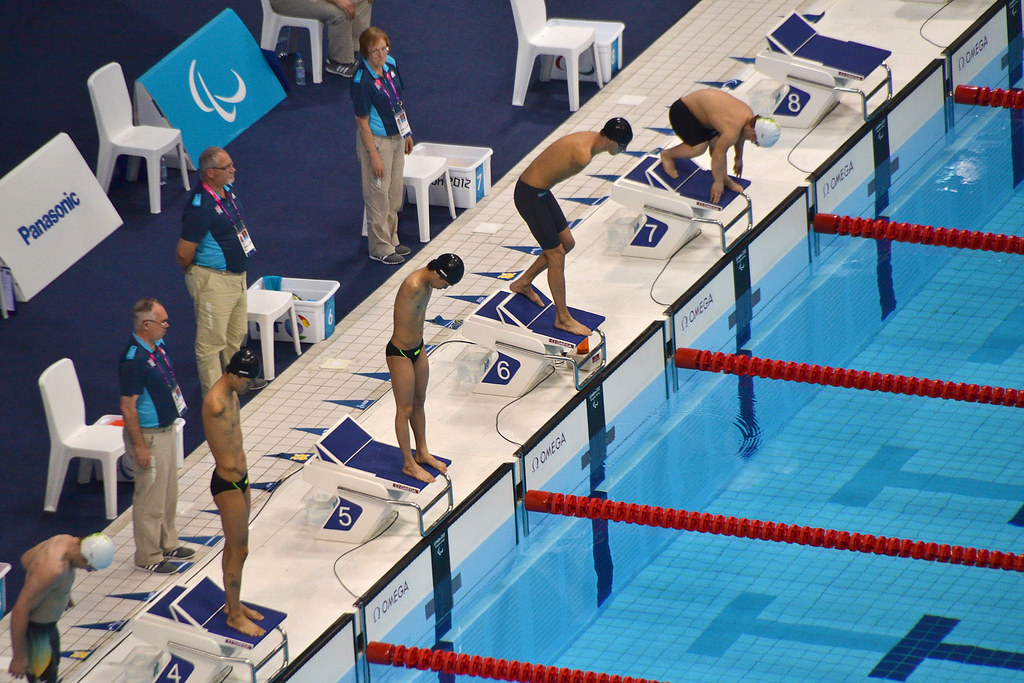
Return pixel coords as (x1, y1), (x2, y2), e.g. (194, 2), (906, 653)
(372, 105), (1024, 682)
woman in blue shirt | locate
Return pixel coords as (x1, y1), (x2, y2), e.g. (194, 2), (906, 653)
(350, 27), (413, 265)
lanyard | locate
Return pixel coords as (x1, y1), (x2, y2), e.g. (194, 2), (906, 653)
(201, 182), (246, 235)
(135, 335), (178, 391)
(373, 69), (403, 111)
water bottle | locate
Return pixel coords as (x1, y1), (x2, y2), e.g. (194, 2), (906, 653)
(275, 27), (291, 58)
(295, 52), (306, 86)
(160, 158), (167, 186)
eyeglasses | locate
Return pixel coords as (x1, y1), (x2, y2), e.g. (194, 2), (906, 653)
(369, 46), (389, 56)
(143, 319), (169, 327)
(617, 143), (628, 153)
(213, 162), (235, 171)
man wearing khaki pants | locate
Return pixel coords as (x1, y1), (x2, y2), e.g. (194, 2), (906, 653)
(176, 147), (264, 395)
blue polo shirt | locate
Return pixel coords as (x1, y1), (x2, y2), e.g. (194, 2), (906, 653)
(180, 184), (251, 273)
(118, 335), (182, 429)
(350, 55), (405, 137)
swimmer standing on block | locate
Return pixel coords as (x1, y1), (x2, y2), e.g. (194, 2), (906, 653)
(203, 349), (265, 637)
(659, 89), (780, 204)
(510, 118), (633, 337)
(388, 254), (464, 483)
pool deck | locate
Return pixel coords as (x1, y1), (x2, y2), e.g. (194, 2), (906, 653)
(0, 0), (999, 679)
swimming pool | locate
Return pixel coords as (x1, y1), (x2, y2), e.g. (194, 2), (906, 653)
(367, 97), (1024, 681)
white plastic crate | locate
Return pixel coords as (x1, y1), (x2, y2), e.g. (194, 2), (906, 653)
(547, 20), (624, 84)
(248, 276), (341, 343)
(410, 142), (493, 209)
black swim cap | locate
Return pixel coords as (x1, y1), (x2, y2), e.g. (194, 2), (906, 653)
(600, 117), (633, 148)
(226, 348), (261, 379)
(428, 253), (464, 285)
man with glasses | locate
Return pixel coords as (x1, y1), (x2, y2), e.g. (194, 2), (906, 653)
(119, 298), (195, 573)
(510, 118), (633, 336)
(177, 147), (264, 395)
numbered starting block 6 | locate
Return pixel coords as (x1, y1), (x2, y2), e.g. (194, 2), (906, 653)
(460, 290), (606, 397)
(611, 154), (752, 253)
(132, 577), (289, 683)
(303, 415), (453, 542)
(754, 12), (892, 127)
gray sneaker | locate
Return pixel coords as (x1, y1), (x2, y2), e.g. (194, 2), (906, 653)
(138, 560), (178, 574)
(325, 60), (358, 78)
(372, 252), (405, 265)
(394, 244), (411, 256)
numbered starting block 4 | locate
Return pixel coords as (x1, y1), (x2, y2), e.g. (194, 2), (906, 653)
(302, 415), (453, 542)
(754, 12), (892, 127)
(612, 154), (752, 253)
(460, 290), (606, 397)
(132, 577), (289, 683)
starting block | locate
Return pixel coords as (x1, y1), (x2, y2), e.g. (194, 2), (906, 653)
(611, 154), (752, 253)
(754, 13), (892, 126)
(460, 290), (606, 397)
(303, 415), (453, 541)
(132, 577), (289, 683)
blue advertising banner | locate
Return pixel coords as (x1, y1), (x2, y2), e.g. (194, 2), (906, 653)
(137, 9), (285, 160)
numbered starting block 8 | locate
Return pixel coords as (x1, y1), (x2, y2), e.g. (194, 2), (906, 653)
(611, 154), (752, 254)
(754, 13), (892, 127)
(459, 290), (606, 397)
(132, 577), (289, 683)
(302, 415), (453, 542)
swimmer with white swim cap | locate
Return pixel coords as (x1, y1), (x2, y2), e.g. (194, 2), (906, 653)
(660, 88), (780, 204)
(9, 533), (114, 681)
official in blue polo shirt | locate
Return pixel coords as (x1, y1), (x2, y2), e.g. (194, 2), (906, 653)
(119, 298), (194, 573)
(351, 26), (414, 265)
(176, 147), (255, 395)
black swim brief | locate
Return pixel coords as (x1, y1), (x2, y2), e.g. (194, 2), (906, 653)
(669, 99), (719, 146)
(210, 469), (249, 497)
(386, 339), (425, 361)
(514, 178), (568, 251)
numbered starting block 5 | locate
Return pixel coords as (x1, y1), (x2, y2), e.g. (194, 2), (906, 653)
(611, 154), (752, 253)
(303, 415), (453, 542)
(460, 290), (606, 397)
(754, 12), (892, 127)
(132, 577), (289, 683)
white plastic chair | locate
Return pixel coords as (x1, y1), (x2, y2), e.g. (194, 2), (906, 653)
(247, 288), (302, 381)
(87, 62), (190, 214)
(259, 0), (324, 84)
(39, 358), (125, 520)
(361, 154), (457, 243)
(510, 0), (603, 112)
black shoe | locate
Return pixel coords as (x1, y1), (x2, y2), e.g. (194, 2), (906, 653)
(325, 60), (358, 77)
(248, 378), (269, 390)
(138, 560), (178, 574)
(394, 244), (411, 256)
(164, 546), (195, 560)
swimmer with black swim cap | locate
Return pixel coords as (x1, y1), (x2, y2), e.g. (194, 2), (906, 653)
(509, 118), (632, 337)
(388, 253), (465, 483)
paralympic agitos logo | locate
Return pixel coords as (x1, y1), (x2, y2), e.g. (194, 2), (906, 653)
(188, 59), (247, 123)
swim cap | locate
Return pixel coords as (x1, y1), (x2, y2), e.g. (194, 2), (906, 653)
(428, 253), (464, 285)
(754, 117), (781, 147)
(600, 117), (633, 149)
(81, 533), (114, 571)
(226, 348), (261, 379)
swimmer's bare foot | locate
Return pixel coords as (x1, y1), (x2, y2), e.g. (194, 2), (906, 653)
(659, 150), (679, 179)
(226, 612), (266, 637)
(415, 452), (448, 475)
(555, 316), (592, 337)
(240, 602), (264, 622)
(403, 461), (436, 483)
(510, 279), (544, 307)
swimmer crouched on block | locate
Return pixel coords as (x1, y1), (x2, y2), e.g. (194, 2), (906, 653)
(510, 117), (634, 337)
(659, 89), (780, 204)
(388, 254), (464, 483)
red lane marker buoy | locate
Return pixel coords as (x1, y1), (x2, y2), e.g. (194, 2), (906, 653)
(812, 213), (1024, 254)
(955, 84), (1024, 109)
(673, 348), (1024, 408)
(524, 491), (1024, 572)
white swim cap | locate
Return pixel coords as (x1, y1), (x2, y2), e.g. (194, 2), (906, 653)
(755, 117), (781, 147)
(81, 533), (114, 571)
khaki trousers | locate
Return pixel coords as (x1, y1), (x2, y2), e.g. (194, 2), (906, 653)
(125, 426), (179, 566)
(185, 266), (248, 395)
(269, 0), (372, 64)
(357, 132), (406, 259)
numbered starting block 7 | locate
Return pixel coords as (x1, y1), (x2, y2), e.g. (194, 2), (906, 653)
(302, 415), (453, 542)
(611, 154), (752, 255)
(459, 290), (606, 397)
(754, 12), (892, 127)
(132, 577), (289, 683)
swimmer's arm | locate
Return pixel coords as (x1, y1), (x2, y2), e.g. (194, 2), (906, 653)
(9, 564), (61, 665)
(732, 137), (746, 177)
